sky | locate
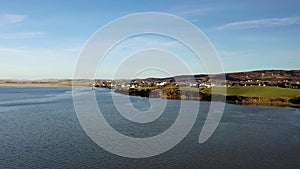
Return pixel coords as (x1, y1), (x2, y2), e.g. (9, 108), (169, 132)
(0, 0), (299, 79)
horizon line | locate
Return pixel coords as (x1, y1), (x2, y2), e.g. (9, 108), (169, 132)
(1, 69), (299, 81)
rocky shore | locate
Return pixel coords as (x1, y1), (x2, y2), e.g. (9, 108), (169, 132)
(114, 87), (300, 108)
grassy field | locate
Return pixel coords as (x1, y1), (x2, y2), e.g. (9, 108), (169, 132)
(181, 86), (300, 98)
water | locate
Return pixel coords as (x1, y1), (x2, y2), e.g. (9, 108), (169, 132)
(0, 86), (299, 168)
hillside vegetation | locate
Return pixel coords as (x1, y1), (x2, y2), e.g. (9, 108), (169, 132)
(182, 86), (300, 98)
(115, 86), (300, 107)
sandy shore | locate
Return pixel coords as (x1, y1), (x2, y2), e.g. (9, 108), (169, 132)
(0, 83), (76, 87)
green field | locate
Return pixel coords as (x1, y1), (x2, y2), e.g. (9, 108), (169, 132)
(181, 86), (300, 98)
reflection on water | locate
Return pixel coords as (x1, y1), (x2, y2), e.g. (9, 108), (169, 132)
(0, 87), (299, 168)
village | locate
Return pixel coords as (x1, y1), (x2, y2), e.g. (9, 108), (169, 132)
(93, 70), (300, 90)
(0, 70), (299, 90)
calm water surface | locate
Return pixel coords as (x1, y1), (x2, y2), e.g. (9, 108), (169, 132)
(0, 86), (299, 168)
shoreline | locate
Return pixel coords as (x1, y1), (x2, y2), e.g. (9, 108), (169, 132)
(1, 84), (299, 108)
(114, 87), (300, 108)
(0, 83), (81, 87)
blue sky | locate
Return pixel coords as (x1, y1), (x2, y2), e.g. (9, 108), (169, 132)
(0, 0), (299, 79)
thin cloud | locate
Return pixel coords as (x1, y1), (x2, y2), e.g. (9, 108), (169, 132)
(0, 32), (45, 39)
(217, 17), (299, 30)
(172, 7), (216, 17)
(0, 14), (26, 26)
(167, 6), (217, 22)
